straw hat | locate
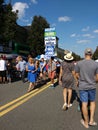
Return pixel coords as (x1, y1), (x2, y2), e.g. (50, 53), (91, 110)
(64, 53), (74, 61)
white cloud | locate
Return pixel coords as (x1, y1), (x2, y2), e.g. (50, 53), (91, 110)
(82, 26), (90, 31)
(70, 33), (76, 37)
(70, 33), (81, 38)
(31, 0), (38, 4)
(82, 34), (95, 38)
(58, 16), (71, 22)
(93, 29), (98, 33)
(83, 34), (91, 37)
(12, 2), (29, 19)
(77, 40), (90, 44)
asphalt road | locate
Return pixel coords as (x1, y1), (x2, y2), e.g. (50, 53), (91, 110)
(0, 80), (98, 130)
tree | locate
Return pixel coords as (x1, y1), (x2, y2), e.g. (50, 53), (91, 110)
(0, 2), (17, 45)
(27, 15), (50, 57)
(92, 46), (98, 60)
(0, 0), (5, 41)
(72, 52), (81, 61)
(2, 4), (17, 43)
(14, 25), (28, 44)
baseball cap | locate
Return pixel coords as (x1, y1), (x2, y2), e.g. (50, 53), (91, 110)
(84, 48), (93, 55)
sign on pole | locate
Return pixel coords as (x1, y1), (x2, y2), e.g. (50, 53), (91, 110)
(44, 28), (56, 59)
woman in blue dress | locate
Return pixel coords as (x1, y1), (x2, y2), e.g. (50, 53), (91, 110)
(26, 58), (37, 92)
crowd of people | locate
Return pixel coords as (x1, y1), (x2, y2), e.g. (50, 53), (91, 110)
(0, 47), (98, 128)
(0, 54), (61, 90)
(25, 55), (61, 92)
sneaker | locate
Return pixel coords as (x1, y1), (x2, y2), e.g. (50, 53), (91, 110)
(49, 84), (55, 88)
(62, 103), (67, 110)
(67, 104), (72, 108)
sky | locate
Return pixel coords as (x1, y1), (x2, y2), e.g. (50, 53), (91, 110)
(5, 0), (98, 57)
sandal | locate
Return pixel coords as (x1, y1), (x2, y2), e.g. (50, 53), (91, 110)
(67, 104), (72, 108)
(89, 121), (97, 126)
(62, 103), (67, 111)
(80, 119), (89, 128)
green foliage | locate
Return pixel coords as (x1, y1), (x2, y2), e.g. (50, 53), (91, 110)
(92, 46), (98, 60)
(0, 3), (17, 44)
(14, 25), (28, 44)
(0, 0), (5, 39)
(72, 52), (81, 61)
(27, 15), (50, 57)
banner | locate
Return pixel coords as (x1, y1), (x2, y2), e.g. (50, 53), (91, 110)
(44, 28), (56, 59)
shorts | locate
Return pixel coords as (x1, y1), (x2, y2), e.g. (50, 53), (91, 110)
(48, 71), (55, 79)
(0, 70), (6, 77)
(79, 89), (96, 102)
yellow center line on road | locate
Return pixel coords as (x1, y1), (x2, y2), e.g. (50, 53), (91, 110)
(0, 88), (39, 111)
(0, 81), (53, 117)
(0, 80), (51, 111)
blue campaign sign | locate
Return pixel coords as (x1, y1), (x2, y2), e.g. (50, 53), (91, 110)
(44, 28), (56, 59)
(45, 45), (55, 56)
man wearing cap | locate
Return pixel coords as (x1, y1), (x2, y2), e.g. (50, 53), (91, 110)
(75, 48), (98, 128)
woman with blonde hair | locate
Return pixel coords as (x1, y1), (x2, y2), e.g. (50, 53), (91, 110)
(26, 58), (36, 92)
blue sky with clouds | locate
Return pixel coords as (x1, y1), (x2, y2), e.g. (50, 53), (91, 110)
(5, 0), (98, 57)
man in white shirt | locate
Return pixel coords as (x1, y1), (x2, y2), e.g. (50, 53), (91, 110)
(0, 56), (6, 83)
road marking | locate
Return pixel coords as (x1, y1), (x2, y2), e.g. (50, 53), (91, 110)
(0, 81), (54, 117)
(0, 88), (39, 111)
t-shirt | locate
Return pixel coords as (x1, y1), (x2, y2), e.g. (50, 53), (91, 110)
(48, 61), (56, 72)
(0, 59), (6, 71)
(40, 61), (46, 72)
(17, 60), (26, 71)
(75, 59), (98, 90)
